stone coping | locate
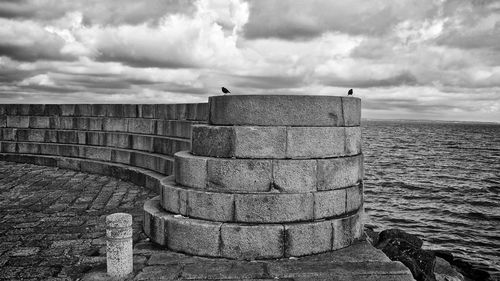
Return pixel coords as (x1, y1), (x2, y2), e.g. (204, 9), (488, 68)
(175, 151), (363, 193)
(209, 95), (360, 126)
(0, 103), (208, 120)
(144, 196), (364, 259)
(192, 124), (361, 159)
(160, 176), (363, 223)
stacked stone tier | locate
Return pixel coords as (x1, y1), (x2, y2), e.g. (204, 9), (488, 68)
(145, 197), (363, 259)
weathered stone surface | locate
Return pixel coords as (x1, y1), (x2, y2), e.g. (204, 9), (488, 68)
(342, 97), (361, 126)
(314, 188), (347, 219)
(167, 216), (222, 257)
(286, 127), (345, 158)
(345, 127), (362, 155)
(332, 211), (363, 250)
(221, 223), (284, 259)
(346, 184), (363, 212)
(174, 151), (207, 189)
(285, 220), (332, 257)
(317, 154), (363, 190)
(181, 261), (267, 279)
(209, 95), (361, 126)
(234, 193), (314, 223)
(206, 158), (272, 192)
(7, 116), (30, 128)
(103, 118), (127, 132)
(106, 133), (130, 149)
(128, 119), (156, 134)
(131, 135), (154, 152)
(106, 213), (133, 278)
(92, 104), (107, 117)
(17, 143), (40, 154)
(29, 116), (50, 128)
(192, 125), (286, 158)
(272, 159), (317, 192)
(186, 188), (234, 222)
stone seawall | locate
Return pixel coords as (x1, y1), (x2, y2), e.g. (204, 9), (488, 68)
(0, 103), (207, 192)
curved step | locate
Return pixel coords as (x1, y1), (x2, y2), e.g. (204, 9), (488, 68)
(0, 141), (173, 175)
(192, 124), (361, 159)
(144, 196), (364, 259)
(175, 151), (363, 193)
(1, 117), (199, 139)
(0, 127), (190, 155)
(160, 176), (363, 223)
(0, 153), (167, 193)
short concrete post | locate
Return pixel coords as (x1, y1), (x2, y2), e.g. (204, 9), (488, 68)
(106, 213), (133, 278)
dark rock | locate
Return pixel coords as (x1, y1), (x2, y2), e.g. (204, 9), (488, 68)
(434, 257), (465, 281)
(378, 228), (423, 249)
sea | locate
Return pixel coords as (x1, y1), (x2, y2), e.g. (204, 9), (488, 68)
(362, 120), (500, 275)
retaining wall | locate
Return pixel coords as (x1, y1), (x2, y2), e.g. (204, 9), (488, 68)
(0, 103), (207, 192)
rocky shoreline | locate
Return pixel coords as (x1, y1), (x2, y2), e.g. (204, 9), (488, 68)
(365, 225), (499, 281)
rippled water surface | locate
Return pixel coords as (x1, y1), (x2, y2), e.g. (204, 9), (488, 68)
(362, 120), (500, 273)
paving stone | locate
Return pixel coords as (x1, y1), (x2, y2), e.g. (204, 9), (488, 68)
(9, 247), (40, 256)
(181, 261), (267, 279)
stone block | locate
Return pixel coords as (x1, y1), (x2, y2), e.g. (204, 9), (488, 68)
(138, 104), (156, 118)
(131, 135), (154, 152)
(123, 105), (137, 117)
(314, 189), (346, 219)
(234, 193), (314, 223)
(111, 150), (131, 164)
(103, 118), (127, 132)
(106, 133), (130, 149)
(57, 158), (81, 170)
(1, 128), (16, 140)
(186, 188), (234, 222)
(174, 151), (207, 189)
(221, 223), (284, 259)
(0, 105), (5, 115)
(107, 104), (124, 117)
(48, 116), (60, 128)
(60, 105), (76, 116)
(44, 104), (61, 116)
(130, 152), (156, 171)
(17, 143), (40, 154)
(88, 118), (103, 130)
(155, 104), (169, 119)
(192, 125), (286, 158)
(345, 127), (362, 155)
(195, 103), (209, 121)
(346, 184), (363, 213)
(84, 147), (111, 161)
(0, 116), (6, 127)
(59, 117), (75, 129)
(39, 143), (59, 155)
(206, 158), (272, 192)
(284, 220), (332, 257)
(75, 118), (89, 130)
(152, 137), (172, 155)
(286, 127), (345, 158)
(160, 179), (188, 214)
(26, 129), (45, 142)
(44, 130), (57, 143)
(128, 119), (156, 134)
(332, 211), (363, 250)
(209, 95), (359, 126)
(59, 145), (80, 157)
(28, 104), (45, 115)
(317, 154), (363, 190)
(7, 116), (29, 128)
(77, 132), (86, 144)
(80, 160), (111, 176)
(272, 159), (316, 192)
(57, 130), (78, 143)
(167, 217), (222, 257)
(75, 104), (92, 116)
(185, 103), (197, 120)
(91, 104), (107, 116)
(6, 104), (29, 115)
(342, 97), (361, 126)
(29, 117), (50, 128)
(86, 132), (105, 146)
(1, 142), (16, 153)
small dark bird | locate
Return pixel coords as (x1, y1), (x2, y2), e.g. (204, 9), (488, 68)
(347, 89), (353, 96)
(221, 87), (230, 94)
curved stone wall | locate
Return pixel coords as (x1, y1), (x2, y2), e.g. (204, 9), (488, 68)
(0, 103), (207, 192)
(143, 95), (365, 259)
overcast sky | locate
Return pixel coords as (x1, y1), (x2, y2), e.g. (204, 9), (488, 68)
(0, 0), (499, 122)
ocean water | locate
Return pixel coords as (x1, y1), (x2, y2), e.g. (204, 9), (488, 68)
(362, 120), (500, 274)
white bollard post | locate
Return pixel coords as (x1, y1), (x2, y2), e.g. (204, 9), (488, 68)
(106, 213), (133, 278)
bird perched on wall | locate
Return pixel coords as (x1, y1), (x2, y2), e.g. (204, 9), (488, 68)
(347, 89), (353, 96)
(221, 87), (231, 94)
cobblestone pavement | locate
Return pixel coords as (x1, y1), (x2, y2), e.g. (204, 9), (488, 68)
(0, 161), (154, 280)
